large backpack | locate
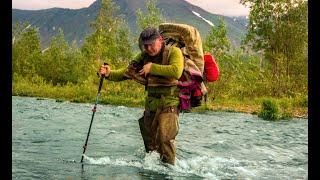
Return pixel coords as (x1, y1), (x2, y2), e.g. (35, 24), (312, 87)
(159, 23), (208, 111)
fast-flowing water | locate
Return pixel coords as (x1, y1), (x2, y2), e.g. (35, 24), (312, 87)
(12, 96), (308, 179)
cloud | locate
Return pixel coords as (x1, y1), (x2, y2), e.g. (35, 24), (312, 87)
(12, 0), (96, 10)
(185, 0), (250, 16)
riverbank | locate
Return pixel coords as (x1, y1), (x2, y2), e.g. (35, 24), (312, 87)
(204, 103), (307, 119)
(12, 75), (308, 119)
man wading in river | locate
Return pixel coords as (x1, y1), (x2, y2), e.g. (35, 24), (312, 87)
(99, 27), (183, 165)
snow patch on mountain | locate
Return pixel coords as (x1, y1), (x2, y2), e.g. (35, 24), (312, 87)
(192, 11), (214, 27)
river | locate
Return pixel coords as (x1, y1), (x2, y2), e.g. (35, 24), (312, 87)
(12, 96), (308, 179)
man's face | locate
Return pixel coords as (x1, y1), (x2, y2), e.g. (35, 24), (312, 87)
(144, 36), (163, 56)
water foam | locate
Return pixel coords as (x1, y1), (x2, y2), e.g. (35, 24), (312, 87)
(83, 152), (256, 179)
(83, 154), (142, 168)
(173, 155), (257, 179)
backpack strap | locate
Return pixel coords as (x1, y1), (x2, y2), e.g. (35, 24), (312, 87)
(162, 45), (172, 65)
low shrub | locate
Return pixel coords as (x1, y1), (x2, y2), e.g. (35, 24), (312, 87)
(258, 99), (280, 120)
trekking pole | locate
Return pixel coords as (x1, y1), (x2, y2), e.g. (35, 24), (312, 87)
(80, 63), (108, 163)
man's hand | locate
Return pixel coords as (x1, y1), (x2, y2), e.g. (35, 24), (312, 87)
(99, 64), (111, 77)
(139, 62), (152, 77)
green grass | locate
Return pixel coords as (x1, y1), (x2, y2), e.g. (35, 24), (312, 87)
(12, 74), (307, 119)
(13, 74), (145, 107)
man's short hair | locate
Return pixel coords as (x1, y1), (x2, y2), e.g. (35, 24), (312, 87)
(139, 27), (161, 45)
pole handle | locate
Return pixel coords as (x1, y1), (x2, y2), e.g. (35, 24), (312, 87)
(97, 62), (109, 78)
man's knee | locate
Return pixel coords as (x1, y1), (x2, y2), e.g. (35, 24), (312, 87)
(157, 112), (179, 142)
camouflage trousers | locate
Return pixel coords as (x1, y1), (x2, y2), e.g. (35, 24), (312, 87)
(138, 106), (179, 165)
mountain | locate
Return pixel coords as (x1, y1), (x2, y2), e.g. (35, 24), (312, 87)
(12, 0), (248, 48)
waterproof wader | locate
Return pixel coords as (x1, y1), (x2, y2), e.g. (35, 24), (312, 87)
(117, 45), (183, 165)
(138, 100), (179, 165)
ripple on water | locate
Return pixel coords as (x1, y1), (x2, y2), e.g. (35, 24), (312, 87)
(12, 96), (308, 179)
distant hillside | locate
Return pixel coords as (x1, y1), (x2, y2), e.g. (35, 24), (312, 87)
(12, 0), (248, 48)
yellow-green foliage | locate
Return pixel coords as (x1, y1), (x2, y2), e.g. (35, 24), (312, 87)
(136, 0), (165, 32)
(258, 98), (280, 120)
(257, 97), (300, 120)
(13, 73), (145, 107)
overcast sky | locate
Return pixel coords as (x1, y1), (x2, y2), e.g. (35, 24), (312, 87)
(12, 0), (250, 16)
(185, 0), (249, 16)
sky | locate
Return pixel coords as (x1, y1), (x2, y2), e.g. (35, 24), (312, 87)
(185, 0), (249, 16)
(12, 0), (250, 16)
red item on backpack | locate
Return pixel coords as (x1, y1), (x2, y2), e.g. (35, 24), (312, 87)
(193, 87), (202, 96)
(204, 53), (219, 82)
